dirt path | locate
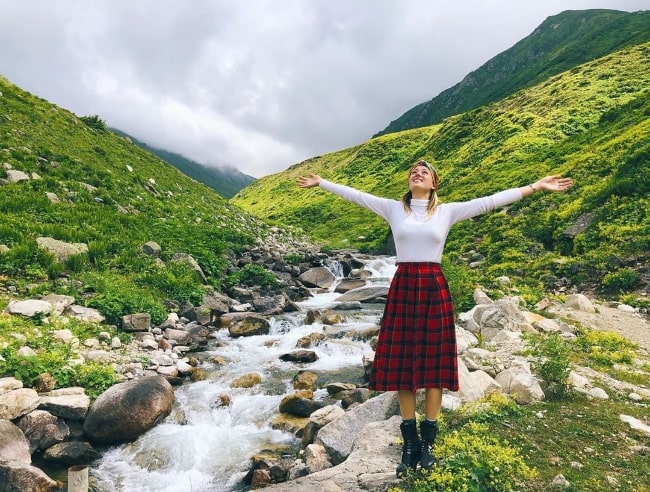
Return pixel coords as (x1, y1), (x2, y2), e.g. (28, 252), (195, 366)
(557, 302), (650, 351)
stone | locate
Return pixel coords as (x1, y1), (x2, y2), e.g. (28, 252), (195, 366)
(0, 462), (59, 491)
(299, 267), (336, 289)
(335, 286), (389, 303)
(83, 376), (174, 445)
(0, 420), (31, 463)
(38, 389), (90, 421)
(315, 391), (399, 465)
(229, 316), (271, 337)
(4, 300), (52, 318)
(565, 294), (595, 313)
(35, 237), (88, 263)
(0, 387), (40, 420)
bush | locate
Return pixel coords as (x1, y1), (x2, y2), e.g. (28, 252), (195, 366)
(601, 268), (640, 293)
(573, 328), (637, 367)
(79, 115), (107, 132)
(82, 273), (168, 325)
(225, 264), (279, 290)
(441, 259), (478, 313)
(71, 363), (118, 400)
(135, 261), (205, 305)
(526, 332), (573, 400)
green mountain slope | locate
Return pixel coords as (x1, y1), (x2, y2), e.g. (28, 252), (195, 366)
(375, 9), (650, 137)
(0, 76), (288, 322)
(233, 42), (650, 301)
(110, 128), (255, 199)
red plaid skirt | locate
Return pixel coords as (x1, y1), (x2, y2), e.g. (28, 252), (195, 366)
(368, 262), (459, 392)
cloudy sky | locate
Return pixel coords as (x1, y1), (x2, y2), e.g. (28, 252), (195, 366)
(0, 1), (647, 178)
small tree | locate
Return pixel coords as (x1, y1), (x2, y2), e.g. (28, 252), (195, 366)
(80, 114), (107, 132)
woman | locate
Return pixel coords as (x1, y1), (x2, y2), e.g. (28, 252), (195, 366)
(297, 160), (573, 477)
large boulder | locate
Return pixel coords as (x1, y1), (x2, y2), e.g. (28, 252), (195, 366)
(229, 316), (271, 337)
(3, 300), (52, 318)
(0, 462), (59, 492)
(0, 420), (31, 463)
(16, 410), (70, 453)
(83, 376), (174, 444)
(299, 267), (336, 289)
(35, 237), (88, 263)
(315, 391), (399, 465)
(0, 387), (40, 420)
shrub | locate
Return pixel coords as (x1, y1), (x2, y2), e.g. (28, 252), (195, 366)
(573, 328), (637, 367)
(79, 115), (107, 132)
(526, 332), (573, 400)
(601, 268), (640, 293)
(82, 274), (168, 325)
(442, 259), (478, 313)
(225, 264), (279, 290)
(135, 261), (205, 305)
(0, 339), (74, 389)
(71, 362), (118, 400)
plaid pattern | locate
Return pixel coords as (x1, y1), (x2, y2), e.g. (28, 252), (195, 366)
(368, 262), (459, 392)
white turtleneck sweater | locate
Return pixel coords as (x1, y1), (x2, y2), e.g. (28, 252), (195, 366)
(319, 179), (523, 263)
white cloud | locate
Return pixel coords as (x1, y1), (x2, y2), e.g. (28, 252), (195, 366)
(0, 0), (647, 177)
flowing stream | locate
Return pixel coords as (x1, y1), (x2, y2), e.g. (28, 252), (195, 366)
(90, 256), (398, 492)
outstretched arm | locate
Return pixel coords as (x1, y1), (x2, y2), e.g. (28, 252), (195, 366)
(296, 174), (322, 188)
(295, 174), (393, 219)
(520, 175), (573, 197)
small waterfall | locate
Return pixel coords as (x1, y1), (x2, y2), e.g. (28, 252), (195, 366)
(90, 256), (398, 491)
(323, 258), (345, 280)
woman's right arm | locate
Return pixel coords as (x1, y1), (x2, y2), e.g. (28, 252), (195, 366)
(296, 174), (393, 220)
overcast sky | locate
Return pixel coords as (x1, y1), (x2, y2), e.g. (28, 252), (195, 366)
(0, 1), (647, 178)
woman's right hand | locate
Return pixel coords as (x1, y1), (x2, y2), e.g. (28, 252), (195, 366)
(296, 174), (322, 188)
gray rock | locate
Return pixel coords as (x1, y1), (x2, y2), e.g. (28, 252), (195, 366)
(38, 388), (90, 420)
(299, 267), (336, 289)
(0, 420), (31, 463)
(4, 300), (52, 318)
(142, 241), (162, 256)
(42, 441), (99, 465)
(16, 410), (70, 453)
(315, 391), (399, 465)
(262, 415), (403, 491)
(83, 375), (174, 444)
(0, 461), (58, 492)
(335, 286), (389, 303)
(0, 388), (40, 420)
(35, 237), (88, 263)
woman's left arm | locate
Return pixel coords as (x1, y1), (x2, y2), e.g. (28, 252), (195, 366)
(520, 175), (573, 197)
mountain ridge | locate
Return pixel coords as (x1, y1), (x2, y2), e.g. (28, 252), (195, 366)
(110, 128), (255, 199)
(374, 9), (650, 137)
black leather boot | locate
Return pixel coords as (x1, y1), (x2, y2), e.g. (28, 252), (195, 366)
(396, 419), (420, 478)
(420, 419), (438, 470)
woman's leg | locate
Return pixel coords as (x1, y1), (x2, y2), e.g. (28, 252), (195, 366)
(424, 388), (442, 420)
(397, 390), (416, 419)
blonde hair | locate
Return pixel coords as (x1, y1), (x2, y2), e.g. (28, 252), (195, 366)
(401, 160), (441, 217)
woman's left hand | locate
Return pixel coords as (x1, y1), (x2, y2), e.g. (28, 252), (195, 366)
(534, 175), (573, 192)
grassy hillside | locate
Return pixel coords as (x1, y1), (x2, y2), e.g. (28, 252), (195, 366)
(110, 128), (255, 199)
(233, 42), (650, 305)
(0, 76), (293, 322)
(376, 9), (650, 137)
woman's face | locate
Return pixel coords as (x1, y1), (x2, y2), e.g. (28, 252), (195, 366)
(408, 164), (435, 194)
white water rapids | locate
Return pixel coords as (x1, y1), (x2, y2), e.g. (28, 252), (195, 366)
(90, 256), (398, 492)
